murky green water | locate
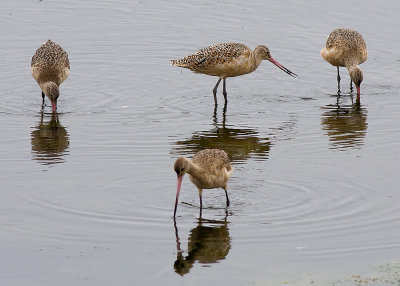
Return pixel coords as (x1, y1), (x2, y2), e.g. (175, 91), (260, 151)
(1, 0), (400, 285)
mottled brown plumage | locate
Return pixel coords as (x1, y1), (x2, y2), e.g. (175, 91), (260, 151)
(171, 42), (297, 105)
(173, 149), (233, 217)
(31, 39), (70, 112)
(321, 28), (367, 104)
(171, 43), (255, 77)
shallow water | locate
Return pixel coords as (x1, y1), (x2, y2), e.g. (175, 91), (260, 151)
(1, 0), (400, 285)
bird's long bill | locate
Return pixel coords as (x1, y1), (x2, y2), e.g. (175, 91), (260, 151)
(173, 175), (184, 218)
(51, 101), (57, 112)
(268, 57), (298, 78)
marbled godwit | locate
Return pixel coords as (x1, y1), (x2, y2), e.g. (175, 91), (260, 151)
(321, 28), (367, 104)
(173, 149), (233, 217)
(31, 39), (70, 112)
(171, 43), (297, 105)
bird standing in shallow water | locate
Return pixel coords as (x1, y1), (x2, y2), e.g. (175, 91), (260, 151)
(31, 39), (70, 112)
(171, 42), (297, 106)
(321, 28), (367, 105)
(173, 149), (233, 218)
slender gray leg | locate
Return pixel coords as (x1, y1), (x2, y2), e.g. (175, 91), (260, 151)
(199, 191), (203, 218)
(337, 66), (341, 94)
(222, 101), (227, 119)
(213, 105), (218, 121)
(224, 188), (230, 207)
(350, 80), (354, 92)
(42, 92), (45, 104)
(213, 78), (222, 106)
(222, 78), (227, 103)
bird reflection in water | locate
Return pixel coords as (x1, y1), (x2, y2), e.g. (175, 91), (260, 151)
(321, 97), (367, 149)
(31, 112), (69, 165)
(171, 105), (270, 163)
(173, 217), (230, 276)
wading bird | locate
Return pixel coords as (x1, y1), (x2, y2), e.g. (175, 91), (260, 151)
(321, 28), (367, 105)
(31, 39), (70, 112)
(173, 149), (233, 217)
(171, 42), (297, 105)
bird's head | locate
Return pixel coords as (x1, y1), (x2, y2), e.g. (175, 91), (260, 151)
(349, 66), (363, 105)
(255, 45), (298, 78)
(350, 66), (363, 92)
(254, 45), (271, 61)
(43, 82), (60, 112)
(174, 156), (190, 177)
(173, 156), (191, 218)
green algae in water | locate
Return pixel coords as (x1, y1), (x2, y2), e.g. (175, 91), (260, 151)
(332, 262), (400, 286)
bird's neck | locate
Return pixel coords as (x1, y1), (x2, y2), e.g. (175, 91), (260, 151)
(252, 53), (264, 71)
(39, 81), (58, 97)
(186, 160), (202, 179)
(345, 61), (359, 72)
(347, 64), (363, 84)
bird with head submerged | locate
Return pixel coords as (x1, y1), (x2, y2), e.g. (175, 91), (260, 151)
(173, 149), (233, 218)
(31, 39), (70, 112)
(320, 28), (367, 105)
(171, 42), (297, 106)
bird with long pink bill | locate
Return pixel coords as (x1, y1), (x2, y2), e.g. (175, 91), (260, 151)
(321, 28), (367, 105)
(171, 42), (298, 106)
(173, 149), (233, 218)
(31, 39), (70, 112)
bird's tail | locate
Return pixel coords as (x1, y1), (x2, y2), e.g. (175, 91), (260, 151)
(170, 58), (188, 68)
(171, 55), (206, 70)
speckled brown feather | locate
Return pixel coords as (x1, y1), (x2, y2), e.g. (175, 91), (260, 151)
(173, 148), (233, 217)
(171, 43), (250, 68)
(321, 28), (367, 67)
(174, 149), (233, 191)
(170, 43), (258, 78)
(31, 39), (70, 85)
(191, 149), (232, 174)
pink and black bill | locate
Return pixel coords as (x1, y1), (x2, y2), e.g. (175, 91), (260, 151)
(269, 57), (298, 78)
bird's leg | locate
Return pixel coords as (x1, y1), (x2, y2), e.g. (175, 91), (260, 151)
(224, 188), (230, 207)
(41, 91), (45, 104)
(198, 189), (203, 218)
(222, 102), (227, 127)
(336, 66), (341, 94)
(213, 78), (222, 106)
(350, 80), (354, 92)
(222, 78), (228, 104)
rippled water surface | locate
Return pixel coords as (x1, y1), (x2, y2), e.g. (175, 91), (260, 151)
(1, 0), (400, 285)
